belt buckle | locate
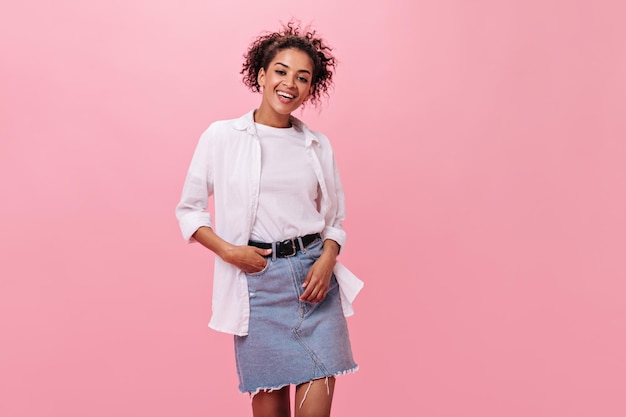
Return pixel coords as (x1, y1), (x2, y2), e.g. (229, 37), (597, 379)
(280, 238), (297, 257)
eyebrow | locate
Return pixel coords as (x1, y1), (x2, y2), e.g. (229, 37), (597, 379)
(275, 62), (311, 75)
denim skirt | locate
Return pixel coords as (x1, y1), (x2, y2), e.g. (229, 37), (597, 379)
(234, 238), (358, 395)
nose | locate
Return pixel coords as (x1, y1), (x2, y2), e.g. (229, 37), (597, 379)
(282, 76), (296, 88)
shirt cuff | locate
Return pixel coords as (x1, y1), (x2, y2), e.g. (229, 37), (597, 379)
(321, 226), (346, 252)
(179, 212), (213, 242)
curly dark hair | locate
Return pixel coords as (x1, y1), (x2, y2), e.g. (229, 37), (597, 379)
(241, 21), (337, 107)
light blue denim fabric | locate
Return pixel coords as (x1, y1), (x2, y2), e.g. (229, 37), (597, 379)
(234, 238), (357, 394)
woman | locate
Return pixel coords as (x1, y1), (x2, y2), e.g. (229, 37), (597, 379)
(176, 22), (363, 417)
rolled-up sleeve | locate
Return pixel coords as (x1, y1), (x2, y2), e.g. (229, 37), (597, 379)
(175, 129), (214, 242)
(321, 154), (347, 250)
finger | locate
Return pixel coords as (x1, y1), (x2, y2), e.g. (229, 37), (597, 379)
(313, 280), (330, 301)
(317, 288), (328, 303)
(302, 268), (313, 288)
(302, 282), (325, 302)
(253, 247), (272, 256)
(306, 293), (321, 303)
(245, 259), (267, 274)
(300, 285), (313, 301)
(300, 277), (316, 301)
(312, 287), (326, 302)
(304, 289), (318, 303)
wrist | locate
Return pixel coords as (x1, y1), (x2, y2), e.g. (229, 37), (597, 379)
(218, 243), (237, 263)
(321, 239), (340, 259)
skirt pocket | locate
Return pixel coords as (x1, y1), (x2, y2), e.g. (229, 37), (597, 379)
(245, 257), (271, 277)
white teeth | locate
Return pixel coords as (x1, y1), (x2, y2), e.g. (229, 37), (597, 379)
(277, 91), (295, 99)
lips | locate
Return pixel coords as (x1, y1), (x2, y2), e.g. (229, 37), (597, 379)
(276, 90), (296, 102)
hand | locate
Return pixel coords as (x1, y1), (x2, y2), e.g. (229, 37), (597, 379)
(300, 251), (337, 303)
(221, 245), (272, 274)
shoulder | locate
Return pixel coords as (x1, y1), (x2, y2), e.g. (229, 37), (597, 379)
(200, 111), (255, 141)
(292, 117), (333, 148)
(204, 117), (240, 134)
(309, 129), (331, 146)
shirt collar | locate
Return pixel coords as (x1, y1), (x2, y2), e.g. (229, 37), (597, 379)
(234, 110), (320, 146)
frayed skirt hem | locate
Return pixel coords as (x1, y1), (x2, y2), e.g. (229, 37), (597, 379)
(242, 365), (359, 400)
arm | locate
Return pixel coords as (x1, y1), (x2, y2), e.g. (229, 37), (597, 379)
(192, 226), (271, 274)
(300, 139), (348, 302)
(320, 155), (347, 250)
(176, 127), (270, 274)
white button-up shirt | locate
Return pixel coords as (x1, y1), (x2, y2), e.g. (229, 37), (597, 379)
(176, 110), (364, 336)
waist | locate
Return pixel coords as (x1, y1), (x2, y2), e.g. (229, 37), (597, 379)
(248, 233), (321, 258)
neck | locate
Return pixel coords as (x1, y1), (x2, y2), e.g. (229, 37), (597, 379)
(253, 108), (291, 128)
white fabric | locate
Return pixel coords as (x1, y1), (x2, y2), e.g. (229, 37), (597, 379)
(250, 123), (323, 242)
(176, 110), (364, 336)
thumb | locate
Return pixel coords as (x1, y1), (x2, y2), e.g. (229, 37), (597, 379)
(255, 247), (272, 256)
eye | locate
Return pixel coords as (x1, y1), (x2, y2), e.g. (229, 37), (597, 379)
(297, 76), (309, 83)
(275, 70), (286, 75)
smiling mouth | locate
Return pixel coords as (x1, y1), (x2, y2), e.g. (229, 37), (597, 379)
(277, 91), (296, 99)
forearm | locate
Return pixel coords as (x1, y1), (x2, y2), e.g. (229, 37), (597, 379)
(191, 226), (235, 260)
(192, 226), (271, 272)
(321, 239), (340, 262)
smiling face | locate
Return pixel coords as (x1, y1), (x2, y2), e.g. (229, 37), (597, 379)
(254, 48), (314, 128)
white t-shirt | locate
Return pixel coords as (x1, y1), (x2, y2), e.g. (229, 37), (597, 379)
(250, 123), (325, 242)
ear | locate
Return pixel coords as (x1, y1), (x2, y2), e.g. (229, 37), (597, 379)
(304, 85), (313, 101)
(257, 68), (266, 88)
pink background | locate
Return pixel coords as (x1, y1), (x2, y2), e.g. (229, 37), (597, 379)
(2, 1), (625, 416)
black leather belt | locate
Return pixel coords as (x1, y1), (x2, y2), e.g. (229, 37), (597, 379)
(248, 233), (321, 258)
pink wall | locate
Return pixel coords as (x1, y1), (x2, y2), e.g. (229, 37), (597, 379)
(2, 1), (625, 416)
